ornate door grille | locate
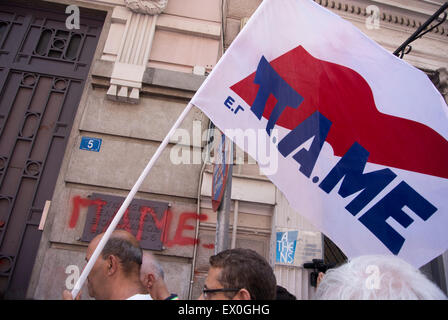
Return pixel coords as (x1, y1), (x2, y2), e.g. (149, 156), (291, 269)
(0, 1), (105, 299)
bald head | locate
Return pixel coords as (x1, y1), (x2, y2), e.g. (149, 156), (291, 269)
(85, 230), (147, 299)
(109, 229), (141, 247)
(90, 230), (140, 248)
(88, 233), (102, 251)
(90, 230), (143, 277)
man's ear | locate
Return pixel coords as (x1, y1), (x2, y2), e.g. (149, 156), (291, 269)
(107, 255), (119, 276)
(147, 273), (156, 288)
(142, 273), (155, 287)
(233, 288), (251, 300)
(141, 273), (155, 293)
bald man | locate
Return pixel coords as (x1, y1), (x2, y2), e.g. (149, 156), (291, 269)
(140, 252), (179, 300)
(63, 230), (151, 300)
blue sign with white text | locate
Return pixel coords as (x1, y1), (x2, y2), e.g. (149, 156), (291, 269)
(80, 137), (102, 152)
(276, 231), (299, 265)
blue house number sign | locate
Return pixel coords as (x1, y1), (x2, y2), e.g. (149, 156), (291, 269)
(80, 137), (102, 152)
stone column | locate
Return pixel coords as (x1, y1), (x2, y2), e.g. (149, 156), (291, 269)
(106, 0), (169, 103)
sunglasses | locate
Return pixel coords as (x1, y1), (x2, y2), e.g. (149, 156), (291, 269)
(202, 286), (241, 299)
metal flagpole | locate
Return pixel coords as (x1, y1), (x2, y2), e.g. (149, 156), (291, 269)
(214, 136), (233, 254)
(394, 2), (448, 59)
(71, 102), (193, 298)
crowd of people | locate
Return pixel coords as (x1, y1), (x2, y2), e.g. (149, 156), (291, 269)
(63, 230), (447, 300)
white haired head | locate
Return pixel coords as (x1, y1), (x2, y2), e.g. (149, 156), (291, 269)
(314, 255), (447, 300)
(140, 251), (164, 281)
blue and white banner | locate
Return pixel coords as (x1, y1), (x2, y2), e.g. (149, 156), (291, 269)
(191, 0), (448, 267)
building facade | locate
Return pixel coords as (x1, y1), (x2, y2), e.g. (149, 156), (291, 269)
(0, 0), (446, 299)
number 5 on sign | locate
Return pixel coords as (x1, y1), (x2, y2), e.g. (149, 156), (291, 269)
(80, 137), (102, 152)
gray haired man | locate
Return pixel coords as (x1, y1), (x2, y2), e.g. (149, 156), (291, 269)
(140, 251), (179, 300)
(63, 230), (151, 300)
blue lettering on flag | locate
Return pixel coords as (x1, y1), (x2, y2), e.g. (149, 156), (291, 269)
(319, 142), (397, 216)
(248, 56), (438, 255)
(251, 56), (304, 136)
(278, 111), (332, 178)
(358, 181), (437, 254)
(224, 96), (245, 115)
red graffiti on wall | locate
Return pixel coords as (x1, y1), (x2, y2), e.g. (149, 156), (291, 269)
(69, 196), (214, 249)
(70, 196), (106, 229)
(170, 212), (208, 247)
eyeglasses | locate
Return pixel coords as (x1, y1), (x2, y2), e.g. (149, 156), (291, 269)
(202, 286), (241, 299)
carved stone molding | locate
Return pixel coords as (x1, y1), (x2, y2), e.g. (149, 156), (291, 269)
(125, 0), (168, 15)
(314, 0), (447, 37)
(104, 6), (159, 103)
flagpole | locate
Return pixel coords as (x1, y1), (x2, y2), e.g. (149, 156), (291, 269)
(214, 136), (233, 254)
(71, 102), (194, 298)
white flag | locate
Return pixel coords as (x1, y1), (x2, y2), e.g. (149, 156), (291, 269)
(191, 0), (448, 268)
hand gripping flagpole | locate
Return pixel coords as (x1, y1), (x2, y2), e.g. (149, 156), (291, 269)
(71, 102), (194, 298)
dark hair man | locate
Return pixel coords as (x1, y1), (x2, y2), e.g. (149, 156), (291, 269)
(198, 248), (277, 300)
(276, 285), (296, 300)
(63, 230), (151, 300)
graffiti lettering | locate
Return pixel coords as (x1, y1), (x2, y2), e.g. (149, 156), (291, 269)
(168, 212), (208, 247)
(69, 196), (214, 249)
(70, 196), (106, 229)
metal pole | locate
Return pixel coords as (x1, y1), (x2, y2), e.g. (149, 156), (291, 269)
(188, 121), (215, 300)
(394, 2), (448, 58)
(214, 139), (233, 254)
(231, 200), (239, 249)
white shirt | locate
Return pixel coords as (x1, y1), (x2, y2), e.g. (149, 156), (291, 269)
(126, 293), (153, 300)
